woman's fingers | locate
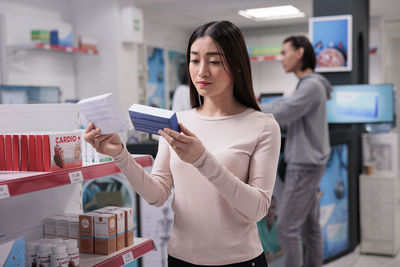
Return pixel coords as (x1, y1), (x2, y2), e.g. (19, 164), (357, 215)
(85, 122), (96, 134)
(179, 123), (195, 137)
(162, 128), (190, 144)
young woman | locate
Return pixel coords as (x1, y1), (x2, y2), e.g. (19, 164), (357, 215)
(85, 21), (281, 267)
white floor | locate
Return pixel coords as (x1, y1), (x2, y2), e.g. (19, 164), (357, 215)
(269, 246), (400, 267)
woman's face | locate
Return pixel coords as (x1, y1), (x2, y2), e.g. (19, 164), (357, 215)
(189, 36), (234, 100)
(281, 41), (303, 73)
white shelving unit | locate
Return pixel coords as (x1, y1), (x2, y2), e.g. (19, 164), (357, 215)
(0, 104), (155, 265)
(360, 171), (400, 256)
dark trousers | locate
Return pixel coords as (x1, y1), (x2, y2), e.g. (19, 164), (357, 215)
(168, 253), (268, 267)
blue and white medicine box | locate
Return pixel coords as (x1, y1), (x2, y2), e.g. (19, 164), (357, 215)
(129, 104), (180, 135)
(0, 237), (25, 267)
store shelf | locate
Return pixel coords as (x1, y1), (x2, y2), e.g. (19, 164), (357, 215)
(0, 154), (152, 198)
(250, 55), (282, 62)
(8, 43), (98, 55)
(80, 238), (155, 267)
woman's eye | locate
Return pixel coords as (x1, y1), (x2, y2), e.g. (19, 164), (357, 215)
(190, 59), (199, 64)
(210, 61), (221, 65)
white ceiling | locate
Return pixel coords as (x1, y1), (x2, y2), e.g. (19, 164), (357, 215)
(134, 0), (400, 31)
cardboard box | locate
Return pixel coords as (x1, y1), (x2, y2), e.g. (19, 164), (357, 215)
(117, 207), (134, 246)
(79, 213), (95, 254)
(94, 213), (117, 255)
(96, 209), (125, 251)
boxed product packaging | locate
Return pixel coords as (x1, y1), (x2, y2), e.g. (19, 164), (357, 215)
(11, 135), (19, 171)
(79, 213), (96, 254)
(96, 208), (125, 250)
(93, 213), (117, 255)
(31, 30), (50, 44)
(56, 216), (70, 238)
(46, 132), (82, 171)
(44, 215), (62, 238)
(0, 237), (25, 267)
(128, 104), (180, 135)
(19, 135), (28, 171)
(28, 135), (36, 171)
(5, 135), (12, 171)
(117, 207), (134, 246)
(77, 93), (132, 135)
(78, 36), (98, 51)
(0, 135), (5, 170)
(35, 135), (44, 171)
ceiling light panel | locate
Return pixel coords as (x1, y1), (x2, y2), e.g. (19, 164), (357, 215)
(238, 5), (305, 21)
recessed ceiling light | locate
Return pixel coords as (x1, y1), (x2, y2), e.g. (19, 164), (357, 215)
(238, 5), (305, 21)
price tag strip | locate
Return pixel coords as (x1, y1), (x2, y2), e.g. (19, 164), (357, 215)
(68, 171), (84, 184)
(0, 184), (11, 199)
(122, 252), (134, 264)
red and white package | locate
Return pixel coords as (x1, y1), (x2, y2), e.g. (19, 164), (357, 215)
(5, 135), (12, 171)
(35, 135), (44, 171)
(12, 135), (20, 171)
(46, 132), (82, 171)
(20, 135), (29, 171)
(0, 135), (5, 171)
(28, 135), (36, 171)
(42, 135), (51, 172)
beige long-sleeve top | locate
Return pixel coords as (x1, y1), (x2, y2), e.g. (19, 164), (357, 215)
(114, 108), (281, 265)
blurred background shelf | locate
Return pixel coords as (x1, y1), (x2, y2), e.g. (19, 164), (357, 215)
(8, 43), (98, 55)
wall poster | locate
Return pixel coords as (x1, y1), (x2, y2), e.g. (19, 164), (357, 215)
(309, 15), (352, 72)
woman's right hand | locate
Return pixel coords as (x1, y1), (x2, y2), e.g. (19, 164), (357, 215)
(84, 122), (124, 158)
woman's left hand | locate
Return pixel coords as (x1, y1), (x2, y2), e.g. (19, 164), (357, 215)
(158, 123), (205, 164)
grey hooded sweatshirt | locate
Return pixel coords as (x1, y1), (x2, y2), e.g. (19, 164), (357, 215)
(261, 73), (332, 170)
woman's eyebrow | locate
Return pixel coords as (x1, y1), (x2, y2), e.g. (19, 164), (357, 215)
(190, 51), (222, 56)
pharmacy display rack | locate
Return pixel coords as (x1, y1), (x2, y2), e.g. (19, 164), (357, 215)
(0, 104), (155, 266)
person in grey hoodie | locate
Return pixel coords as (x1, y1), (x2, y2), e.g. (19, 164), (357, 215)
(261, 36), (332, 267)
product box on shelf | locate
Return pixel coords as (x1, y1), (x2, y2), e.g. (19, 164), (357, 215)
(117, 207), (134, 246)
(35, 135), (44, 171)
(93, 213), (117, 255)
(0, 237), (25, 267)
(0, 135), (5, 170)
(128, 103), (180, 135)
(96, 208), (126, 250)
(20, 135), (28, 171)
(4, 135), (12, 171)
(47, 132), (82, 171)
(28, 135), (36, 171)
(11, 135), (19, 171)
(79, 213), (96, 254)
(31, 29), (50, 44)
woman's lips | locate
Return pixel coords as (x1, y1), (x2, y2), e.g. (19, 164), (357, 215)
(197, 81), (211, 87)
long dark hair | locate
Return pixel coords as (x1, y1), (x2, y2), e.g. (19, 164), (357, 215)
(186, 21), (260, 111)
(283, 36), (316, 71)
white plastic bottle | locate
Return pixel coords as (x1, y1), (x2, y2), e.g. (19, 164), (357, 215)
(64, 239), (80, 267)
(25, 241), (38, 267)
(36, 243), (52, 267)
(50, 244), (69, 267)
